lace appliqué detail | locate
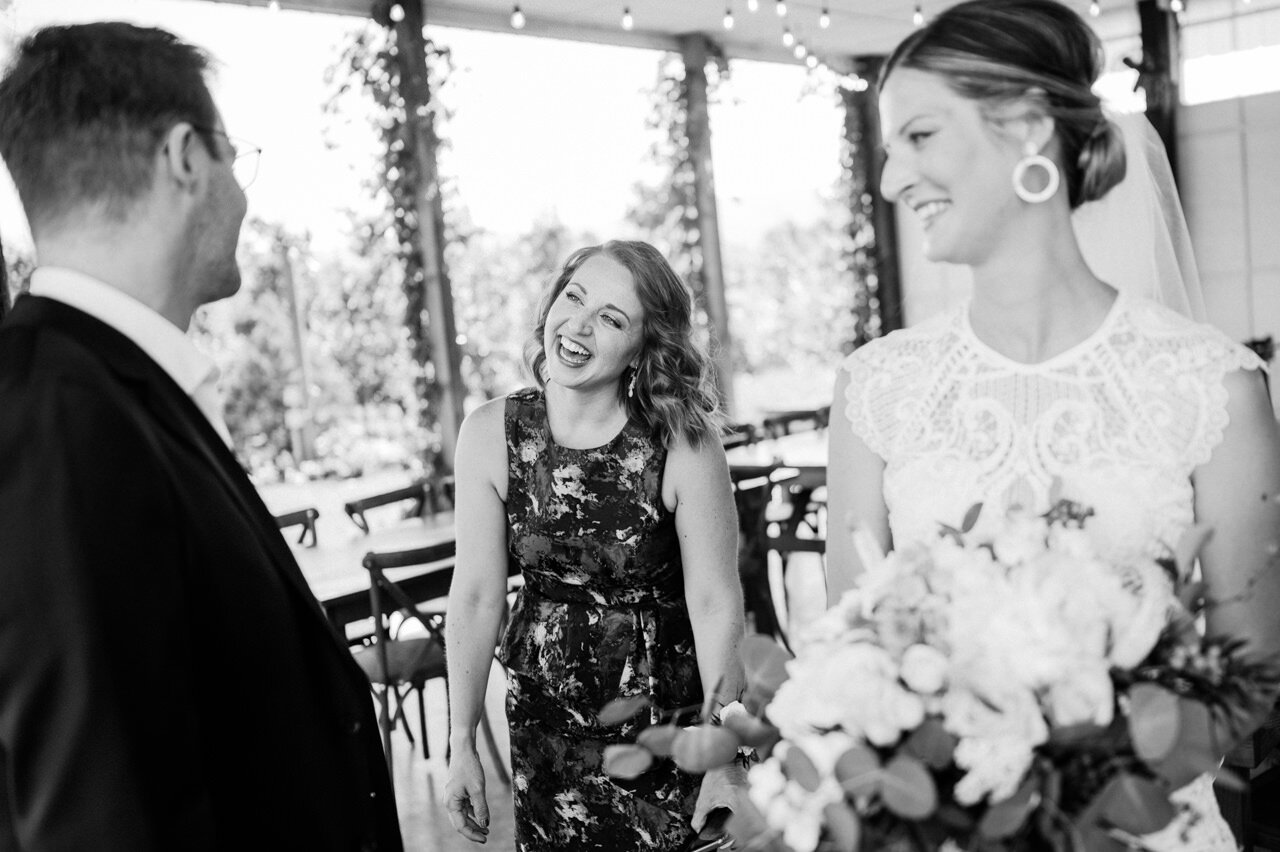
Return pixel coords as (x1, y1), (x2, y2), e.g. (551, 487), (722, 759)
(841, 293), (1264, 570)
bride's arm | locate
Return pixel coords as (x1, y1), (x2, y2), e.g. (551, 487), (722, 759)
(1194, 367), (1280, 664)
(825, 365), (891, 607)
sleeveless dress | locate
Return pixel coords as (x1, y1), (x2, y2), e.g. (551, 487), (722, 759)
(497, 388), (703, 851)
(839, 291), (1265, 851)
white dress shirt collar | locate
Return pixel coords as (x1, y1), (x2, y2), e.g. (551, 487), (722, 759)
(28, 267), (232, 446)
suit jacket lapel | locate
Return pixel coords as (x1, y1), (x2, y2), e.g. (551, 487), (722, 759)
(9, 297), (357, 660)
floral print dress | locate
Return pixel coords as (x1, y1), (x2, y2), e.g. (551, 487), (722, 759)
(498, 388), (703, 852)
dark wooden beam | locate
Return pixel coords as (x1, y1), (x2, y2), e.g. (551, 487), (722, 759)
(1130, 0), (1181, 180)
(679, 33), (736, 415)
(841, 56), (903, 344)
(396, 0), (467, 468)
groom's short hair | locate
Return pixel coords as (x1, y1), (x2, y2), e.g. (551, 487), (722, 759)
(0, 22), (221, 233)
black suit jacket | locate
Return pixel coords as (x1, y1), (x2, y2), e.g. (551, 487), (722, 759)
(0, 296), (402, 851)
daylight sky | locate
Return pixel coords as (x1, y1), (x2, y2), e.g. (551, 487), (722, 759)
(0, 0), (843, 254)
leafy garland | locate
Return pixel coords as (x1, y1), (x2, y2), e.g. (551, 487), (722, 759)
(325, 0), (460, 472)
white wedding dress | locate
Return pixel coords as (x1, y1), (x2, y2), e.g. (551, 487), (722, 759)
(840, 289), (1264, 851)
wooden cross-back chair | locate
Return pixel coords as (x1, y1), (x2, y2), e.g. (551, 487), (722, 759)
(353, 541), (510, 787)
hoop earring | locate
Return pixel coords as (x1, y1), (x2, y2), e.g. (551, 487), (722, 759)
(1012, 144), (1060, 204)
(627, 368), (638, 399)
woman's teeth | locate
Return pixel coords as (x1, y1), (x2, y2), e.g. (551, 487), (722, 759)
(559, 337), (591, 364)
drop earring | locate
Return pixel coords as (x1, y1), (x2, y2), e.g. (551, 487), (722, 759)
(627, 368), (638, 398)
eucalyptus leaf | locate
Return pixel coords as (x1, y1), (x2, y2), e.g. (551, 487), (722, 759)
(834, 744), (881, 798)
(879, 754), (938, 819)
(1152, 698), (1222, 789)
(1128, 683), (1180, 763)
(637, 724), (680, 757)
(961, 502), (984, 533)
(978, 774), (1038, 839)
(903, 717), (957, 768)
(723, 712), (781, 750)
(782, 744), (823, 793)
(602, 744), (654, 779)
(597, 694), (651, 726)
(671, 725), (741, 773)
(1095, 772), (1177, 834)
(822, 800), (861, 852)
(741, 634), (793, 705)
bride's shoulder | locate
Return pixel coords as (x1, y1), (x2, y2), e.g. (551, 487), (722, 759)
(1118, 295), (1265, 373)
(839, 309), (960, 376)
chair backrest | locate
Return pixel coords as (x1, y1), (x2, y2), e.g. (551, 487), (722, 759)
(344, 479), (436, 534)
(761, 408), (826, 441)
(273, 507), (320, 547)
(721, 422), (759, 450)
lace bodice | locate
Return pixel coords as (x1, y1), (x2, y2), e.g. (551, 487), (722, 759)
(841, 292), (1264, 568)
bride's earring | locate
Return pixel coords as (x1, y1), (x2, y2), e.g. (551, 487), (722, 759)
(1012, 141), (1060, 204)
(627, 367), (638, 399)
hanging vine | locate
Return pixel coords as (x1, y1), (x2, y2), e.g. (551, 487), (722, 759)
(836, 72), (888, 351)
(323, 0), (461, 471)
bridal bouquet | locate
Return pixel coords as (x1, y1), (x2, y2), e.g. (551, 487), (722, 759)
(604, 501), (1279, 852)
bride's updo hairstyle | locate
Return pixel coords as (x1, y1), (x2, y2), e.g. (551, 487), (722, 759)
(881, 0), (1126, 208)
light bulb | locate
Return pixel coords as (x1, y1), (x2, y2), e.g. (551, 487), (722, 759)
(267, 0), (280, 10)
(1089, 0), (1100, 15)
(913, 4), (924, 26)
(724, 7), (735, 28)
(794, 43), (807, 59)
(776, 0), (788, 17)
(806, 54), (819, 68)
(1170, 0), (1184, 11)
(747, 0), (759, 10)
(389, 2), (404, 22)
(820, 7), (831, 27)
(622, 6), (634, 29)
(782, 28), (795, 46)
(510, 4), (526, 28)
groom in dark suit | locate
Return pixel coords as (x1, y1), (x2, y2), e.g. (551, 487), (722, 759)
(0, 23), (402, 851)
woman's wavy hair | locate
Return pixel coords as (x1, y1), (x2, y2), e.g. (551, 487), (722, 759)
(881, 0), (1126, 209)
(523, 240), (725, 449)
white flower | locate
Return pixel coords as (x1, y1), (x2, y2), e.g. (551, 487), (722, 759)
(766, 643), (923, 747)
(943, 686), (1046, 804)
(1107, 561), (1175, 668)
(1046, 664), (1114, 728)
(991, 511), (1049, 566)
(900, 643), (949, 694)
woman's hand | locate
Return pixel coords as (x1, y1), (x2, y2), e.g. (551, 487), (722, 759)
(445, 746), (490, 843)
(691, 762), (749, 832)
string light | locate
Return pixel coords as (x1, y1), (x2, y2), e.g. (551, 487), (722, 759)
(913, 3), (925, 26)
(806, 54), (819, 69)
(794, 42), (808, 59)
(621, 6), (634, 29)
(782, 27), (795, 46)
(819, 5), (831, 27)
(267, 0), (280, 10)
(510, 4), (526, 28)
(389, 2), (404, 22)
(776, 0), (788, 17)
(1169, 0), (1183, 11)
(747, 0), (759, 11)
(1089, 0), (1100, 15)
(724, 5), (735, 28)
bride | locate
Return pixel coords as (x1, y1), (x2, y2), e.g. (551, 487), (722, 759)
(825, 0), (1280, 848)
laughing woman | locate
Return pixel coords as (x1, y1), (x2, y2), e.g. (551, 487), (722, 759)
(445, 240), (746, 851)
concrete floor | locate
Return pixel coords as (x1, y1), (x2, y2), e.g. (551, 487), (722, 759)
(385, 660), (516, 852)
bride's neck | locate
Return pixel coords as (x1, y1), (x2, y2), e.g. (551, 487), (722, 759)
(968, 236), (1116, 364)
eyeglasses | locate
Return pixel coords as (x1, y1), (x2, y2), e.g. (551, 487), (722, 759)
(192, 124), (262, 189)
